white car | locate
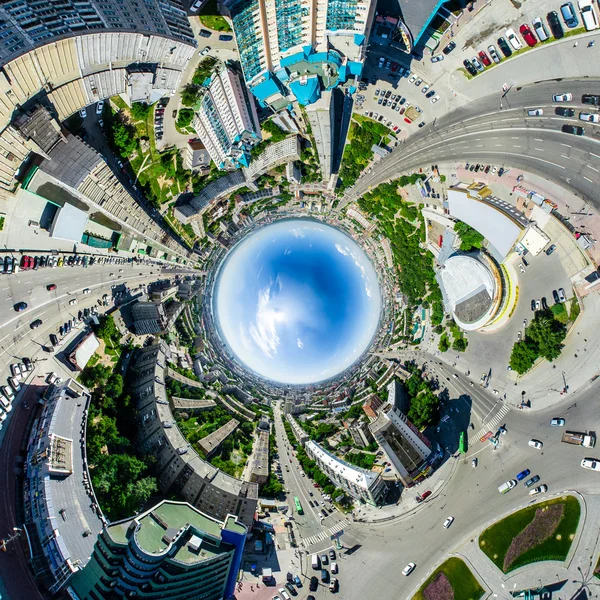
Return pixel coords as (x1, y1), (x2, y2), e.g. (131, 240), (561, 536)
(47, 372), (58, 384)
(79, 107), (87, 118)
(506, 28), (523, 50)
(9, 377), (20, 391)
(579, 0), (599, 30)
(528, 108), (543, 116)
(580, 112), (600, 123)
(331, 562), (338, 574)
(443, 516), (454, 529)
(96, 100), (104, 115)
(519, 263), (526, 273)
(82, 288), (91, 294)
(190, 0), (202, 11)
(402, 563), (416, 576)
(431, 95), (440, 104)
(553, 93), (573, 102)
(200, 46), (211, 56)
(532, 17), (549, 41)
(529, 484), (548, 496)
(581, 458), (600, 471)
(528, 440), (543, 449)
(69, 298), (77, 305)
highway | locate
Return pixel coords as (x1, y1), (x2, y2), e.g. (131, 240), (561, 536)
(340, 78), (600, 209)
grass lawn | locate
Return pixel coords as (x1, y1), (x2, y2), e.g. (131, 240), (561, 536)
(479, 495), (581, 573)
(412, 557), (484, 600)
(198, 0), (231, 31)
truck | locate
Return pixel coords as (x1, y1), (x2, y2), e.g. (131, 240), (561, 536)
(498, 480), (517, 494)
(562, 431), (596, 448)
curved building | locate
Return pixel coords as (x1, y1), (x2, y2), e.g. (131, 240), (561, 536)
(438, 253), (501, 331)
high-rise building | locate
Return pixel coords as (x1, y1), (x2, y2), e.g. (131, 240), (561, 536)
(0, 0), (195, 63)
(369, 405), (433, 488)
(224, 0), (376, 110)
(67, 500), (247, 600)
(362, 393), (383, 422)
(192, 62), (261, 170)
(348, 419), (374, 448)
(305, 91), (335, 182)
(387, 379), (409, 414)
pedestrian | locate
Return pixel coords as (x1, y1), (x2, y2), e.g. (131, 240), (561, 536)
(574, 41), (579, 47)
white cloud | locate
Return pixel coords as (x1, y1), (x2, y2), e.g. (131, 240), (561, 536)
(284, 247), (292, 255)
(248, 283), (283, 359)
(335, 243), (349, 256)
(297, 338), (304, 349)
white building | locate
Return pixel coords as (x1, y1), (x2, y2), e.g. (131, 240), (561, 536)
(305, 91), (335, 182)
(192, 62), (261, 170)
(286, 414), (309, 446)
(305, 440), (386, 505)
(224, 0), (376, 110)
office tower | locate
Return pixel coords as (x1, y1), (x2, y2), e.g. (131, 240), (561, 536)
(305, 90), (335, 181)
(225, 0), (376, 110)
(192, 62), (262, 170)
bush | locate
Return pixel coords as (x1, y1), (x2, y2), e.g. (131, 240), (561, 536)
(176, 108), (195, 129)
(130, 102), (150, 121)
(181, 84), (201, 107)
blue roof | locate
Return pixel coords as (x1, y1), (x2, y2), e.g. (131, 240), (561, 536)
(354, 34), (365, 46)
(251, 73), (284, 102)
(238, 152), (250, 168)
(347, 61), (363, 76)
(289, 76), (320, 105)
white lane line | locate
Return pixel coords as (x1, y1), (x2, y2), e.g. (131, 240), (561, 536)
(561, 143), (572, 148)
(591, 153), (600, 159)
(561, 155), (570, 159)
(511, 136), (519, 139)
(495, 144), (502, 146)
(584, 176), (593, 183)
(513, 145), (521, 148)
(535, 148), (544, 152)
(588, 165), (599, 172)
(534, 138), (544, 142)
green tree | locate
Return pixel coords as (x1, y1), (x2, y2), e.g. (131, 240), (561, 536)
(509, 339), (539, 374)
(526, 309), (567, 361)
(181, 84), (201, 107)
(438, 333), (450, 352)
(452, 336), (468, 352)
(407, 389), (439, 429)
(454, 221), (485, 251)
(112, 121), (137, 156)
(105, 374), (124, 398)
(176, 108), (195, 129)
(95, 315), (120, 343)
(130, 102), (150, 121)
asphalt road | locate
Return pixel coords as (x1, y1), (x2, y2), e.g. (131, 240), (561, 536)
(302, 376), (600, 600)
(340, 78), (600, 209)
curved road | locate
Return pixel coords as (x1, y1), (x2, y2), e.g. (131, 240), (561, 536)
(340, 78), (600, 208)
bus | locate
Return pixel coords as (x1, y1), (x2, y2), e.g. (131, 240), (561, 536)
(293, 496), (303, 515)
(458, 431), (466, 454)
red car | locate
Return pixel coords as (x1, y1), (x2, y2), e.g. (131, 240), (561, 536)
(478, 50), (491, 66)
(404, 117), (412, 124)
(390, 61), (399, 72)
(519, 24), (537, 47)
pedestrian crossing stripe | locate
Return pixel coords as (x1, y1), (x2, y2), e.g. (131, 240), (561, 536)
(469, 404), (511, 445)
(301, 519), (350, 548)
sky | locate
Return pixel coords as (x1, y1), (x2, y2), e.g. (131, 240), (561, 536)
(214, 219), (382, 385)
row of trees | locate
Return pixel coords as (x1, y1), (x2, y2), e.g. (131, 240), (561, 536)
(404, 362), (440, 429)
(509, 309), (567, 374)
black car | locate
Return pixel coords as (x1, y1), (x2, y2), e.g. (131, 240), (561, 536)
(562, 124), (584, 136)
(50, 333), (59, 346)
(199, 28), (212, 38)
(30, 319), (42, 329)
(525, 474), (540, 487)
(442, 41), (456, 54)
(23, 357), (32, 371)
(14, 301), (27, 311)
(498, 167), (505, 176)
(552, 289), (560, 303)
(531, 299), (536, 311)
(59, 325), (65, 336)
(463, 59), (477, 76)
(555, 107), (575, 117)
(33, 256), (39, 269)
(582, 94), (600, 106)
(546, 244), (556, 255)
(547, 11), (564, 38)
(285, 583), (297, 596)
(309, 577), (318, 591)
(469, 164), (475, 171)
(497, 36), (513, 57)
(426, 90), (435, 98)
(541, 297), (548, 310)
(329, 549), (336, 560)
(218, 34), (233, 41)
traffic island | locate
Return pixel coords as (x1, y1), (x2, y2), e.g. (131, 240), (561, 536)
(412, 557), (484, 600)
(479, 495), (581, 573)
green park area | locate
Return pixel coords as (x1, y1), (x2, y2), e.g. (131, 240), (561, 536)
(412, 557), (484, 600)
(198, 0), (231, 31)
(479, 495), (580, 573)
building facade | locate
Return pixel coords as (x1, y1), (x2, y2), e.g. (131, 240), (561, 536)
(224, 0), (376, 110)
(130, 343), (258, 527)
(348, 420), (374, 448)
(362, 394), (383, 422)
(192, 62), (261, 170)
(305, 440), (386, 505)
(67, 500), (247, 600)
(131, 300), (184, 335)
(369, 405), (432, 488)
(305, 91), (335, 182)
(286, 414), (309, 446)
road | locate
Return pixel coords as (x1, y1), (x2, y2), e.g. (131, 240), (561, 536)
(289, 375), (600, 600)
(339, 78), (600, 209)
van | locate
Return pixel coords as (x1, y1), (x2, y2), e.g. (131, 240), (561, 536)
(498, 480), (517, 493)
(579, 0), (599, 30)
(278, 588), (291, 600)
(311, 554), (321, 569)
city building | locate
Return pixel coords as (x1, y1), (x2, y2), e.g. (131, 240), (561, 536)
(197, 418), (239, 457)
(23, 379), (103, 595)
(150, 282), (179, 302)
(131, 300), (184, 335)
(286, 414), (309, 446)
(249, 429), (270, 484)
(362, 394), (383, 422)
(242, 136), (302, 181)
(386, 380), (409, 414)
(305, 91), (335, 182)
(67, 332), (100, 371)
(224, 0), (376, 110)
(67, 500), (247, 600)
(192, 61), (261, 170)
(130, 342), (258, 527)
(284, 399), (307, 415)
(396, 1), (449, 53)
(369, 405), (433, 488)
(182, 139), (211, 172)
(347, 207), (376, 233)
(348, 420), (374, 448)
(305, 440), (387, 505)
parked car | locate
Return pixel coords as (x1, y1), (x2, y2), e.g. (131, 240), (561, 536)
(471, 56), (484, 71)
(516, 469), (531, 481)
(532, 17), (550, 40)
(442, 41), (456, 54)
(520, 23), (538, 46)
(547, 11), (565, 37)
(463, 59), (478, 76)
(529, 485), (548, 495)
(497, 36), (513, 57)
(562, 124), (585, 135)
(581, 458), (600, 471)
(96, 100), (104, 115)
(30, 319), (43, 329)
(14, 302), (27, 312)
(560, 1), (580, 27)
(525, 475), (541, 487)
(579, 0), (599, 31)
(551, 417), (566, 426)
(558, 287), (567, 302)
(553, 93), (573, 102)
(505, 28), (523, 49)
(218, 34), (233, 41)
(443, 516), (455, 528)
(529, 440), (543, 450)
(190, 0), (202, 11)
(528, 108), (543, 116)
(487, 45), (501, 63)
(580, 112), (600, 123)
(199, 28), (212, 38)
(582, 94), (600, 106)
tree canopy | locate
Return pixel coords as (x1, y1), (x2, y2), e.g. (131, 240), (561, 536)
(454, 221), (485, 251)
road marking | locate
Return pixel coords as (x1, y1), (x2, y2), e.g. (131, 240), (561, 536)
(511, 136), (519, 139)
(591, 153), (600, 159)
(534, 148), (544, 152)
(588, 165), (599, 172)
(495, 144), (502, 146)
(561, 154), (570, 159)
(584, 176), (593, 183)
(561, 143), (571, 148)
(513, 145), (521, 148)
(534, 138), (544, 142)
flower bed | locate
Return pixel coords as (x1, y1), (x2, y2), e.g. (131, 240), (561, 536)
(503, 504), (564, 571)
(479, 495), (581, 573)
(413, 557), (484, 600)
(423, 572), (454, 600)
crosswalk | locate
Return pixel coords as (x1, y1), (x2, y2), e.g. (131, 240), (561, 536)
(469, 403), (511, 445)
(301, 518), (350, 549)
